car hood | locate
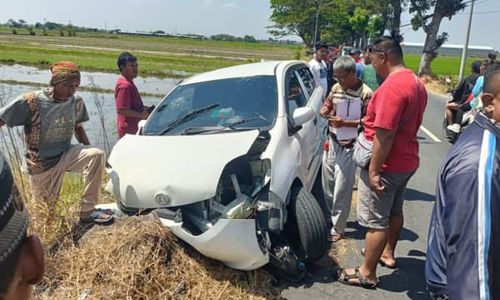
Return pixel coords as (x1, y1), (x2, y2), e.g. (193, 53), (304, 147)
(108, 130), (260, 208)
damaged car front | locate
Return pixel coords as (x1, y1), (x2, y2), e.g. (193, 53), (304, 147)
(107, 74), (281, 270)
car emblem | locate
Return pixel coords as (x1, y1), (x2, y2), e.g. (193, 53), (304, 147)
(154, 193), (171, 205)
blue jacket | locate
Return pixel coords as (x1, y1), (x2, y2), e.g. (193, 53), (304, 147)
(426, 113), (500, 299)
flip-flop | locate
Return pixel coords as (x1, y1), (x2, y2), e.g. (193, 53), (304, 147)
(337, 267), (378, 289)
(361, 248), (398, 269)
(80, 208), (115, 224)
(328, 233), (343, 242)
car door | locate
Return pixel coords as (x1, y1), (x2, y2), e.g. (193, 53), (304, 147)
(285, 66), (325, 188)
(296, 67), (327, 187)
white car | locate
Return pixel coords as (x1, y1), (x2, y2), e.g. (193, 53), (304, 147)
(106, 60), (328, 277)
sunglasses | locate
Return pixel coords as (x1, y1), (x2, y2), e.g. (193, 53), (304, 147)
(369, 47), (385, 54)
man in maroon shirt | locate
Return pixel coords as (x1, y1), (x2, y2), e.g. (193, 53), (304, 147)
(114, 52), (152, 138)
(338, 34), (427, 288)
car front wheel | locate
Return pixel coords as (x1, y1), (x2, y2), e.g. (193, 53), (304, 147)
(285, 186), (328, 264)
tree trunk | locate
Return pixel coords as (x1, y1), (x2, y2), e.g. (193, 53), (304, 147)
(418, 14), (443, 76)
(390, 0), (402, 34)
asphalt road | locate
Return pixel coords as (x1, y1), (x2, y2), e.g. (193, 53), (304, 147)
(281, 91), (451, 300)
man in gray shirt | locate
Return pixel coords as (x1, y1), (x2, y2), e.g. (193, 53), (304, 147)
(0, 61), (113, 224)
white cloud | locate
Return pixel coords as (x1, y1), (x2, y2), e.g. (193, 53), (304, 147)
(222, 2), (238, 9)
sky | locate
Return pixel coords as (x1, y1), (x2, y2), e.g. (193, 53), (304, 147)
(0, 0), (498, 50)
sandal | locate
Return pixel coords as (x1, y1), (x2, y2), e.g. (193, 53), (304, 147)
(328, 233), (343, 242)
(337, 267), (378, 289)
(80, 208), (115, 224)
(361, 248), (398, 269)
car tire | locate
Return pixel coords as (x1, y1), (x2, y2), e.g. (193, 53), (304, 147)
(286, 186), (328, 264)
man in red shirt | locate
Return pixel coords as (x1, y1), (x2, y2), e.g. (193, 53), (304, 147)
(114, 52), (151, 138)
(338, 34), (427, 288)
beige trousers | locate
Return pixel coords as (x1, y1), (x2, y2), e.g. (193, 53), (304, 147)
(30, 145), (106, 218)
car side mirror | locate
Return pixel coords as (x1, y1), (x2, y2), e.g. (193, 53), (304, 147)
(137, 120), (147, 135)
(292, 107), (314, 127)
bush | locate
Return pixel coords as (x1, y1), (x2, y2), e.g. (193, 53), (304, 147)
(12, 29), (17, 35)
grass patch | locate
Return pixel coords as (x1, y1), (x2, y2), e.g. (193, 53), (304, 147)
(0, 29), (481, 79)
(0, 29), (299, 77)
(404, 54), (480, 78)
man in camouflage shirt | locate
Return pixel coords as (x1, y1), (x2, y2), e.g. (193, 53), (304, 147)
(0, 61), (113, 224)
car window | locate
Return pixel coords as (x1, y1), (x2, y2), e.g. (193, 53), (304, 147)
(286, 72), (308, 117)
(143, 76), (278, 135)
(296, 67), (315, 96)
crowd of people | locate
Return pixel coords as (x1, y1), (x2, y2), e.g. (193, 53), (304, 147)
(309, 35), (499, 298)
(0, 32), (499, 299)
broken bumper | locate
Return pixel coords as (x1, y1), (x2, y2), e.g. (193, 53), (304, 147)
(159, 217), (269, 271)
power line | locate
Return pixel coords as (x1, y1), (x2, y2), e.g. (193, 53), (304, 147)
(399, 0), (494, 28)
(457, 10), (500, 15)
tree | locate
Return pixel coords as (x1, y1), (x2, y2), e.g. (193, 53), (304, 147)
(269, 0), (406, 47)
(388, 0), (409, 34)
(18, 19), (27, 28)
(7, 19), (19, 28)
(66, 24), (76, 36)
(269, 0), (332, 47)
(410, 0), (467, 76)
(243, 35), (257, 42)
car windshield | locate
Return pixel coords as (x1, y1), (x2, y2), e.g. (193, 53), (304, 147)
(143, 76), (278, 135)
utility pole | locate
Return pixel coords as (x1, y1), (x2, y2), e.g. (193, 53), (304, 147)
(458, 0), (474, 82)
(312, 1), (320, 53)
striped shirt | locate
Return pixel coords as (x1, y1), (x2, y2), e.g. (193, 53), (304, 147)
(322, 82), (372, 141)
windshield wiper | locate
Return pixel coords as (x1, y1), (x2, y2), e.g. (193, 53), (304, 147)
(223, 116), (260, 129)
(181, 116), (264, 135)
(158, 103), (220, 135)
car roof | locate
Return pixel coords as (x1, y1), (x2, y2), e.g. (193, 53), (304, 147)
(180, 60), (301, 85)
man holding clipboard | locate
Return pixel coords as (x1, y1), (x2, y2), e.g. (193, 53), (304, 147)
(320, 56), (373, 242)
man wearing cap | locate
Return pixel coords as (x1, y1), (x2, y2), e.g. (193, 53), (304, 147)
(349, 48), (364, 79)
(0, 153), (44, 300)
(0, 61), (113, 224)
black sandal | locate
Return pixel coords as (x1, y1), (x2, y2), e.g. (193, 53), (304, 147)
(80, 208), (115, 224)
(337, 267), (378, 289)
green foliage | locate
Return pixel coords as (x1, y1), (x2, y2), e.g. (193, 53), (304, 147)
(269, 0), (395, 47)
(269, 0), (331, 47)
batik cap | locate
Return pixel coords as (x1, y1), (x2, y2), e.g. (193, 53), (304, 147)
(50, 61), (81, 86)
(0, 153), (29, 264)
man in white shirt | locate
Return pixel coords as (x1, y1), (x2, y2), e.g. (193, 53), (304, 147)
(309, 42), (329, 98)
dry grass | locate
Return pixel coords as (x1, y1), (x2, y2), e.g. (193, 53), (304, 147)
(21, 178), (281, 300)
(32, 216), (281, 300)
(328, 191), (359, 267)
(420, 75), (452, 96)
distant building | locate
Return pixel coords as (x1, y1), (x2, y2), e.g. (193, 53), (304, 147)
(402, 42), (496, 58)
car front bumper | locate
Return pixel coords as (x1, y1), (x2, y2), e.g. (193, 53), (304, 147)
(159, 217), (269, 271)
